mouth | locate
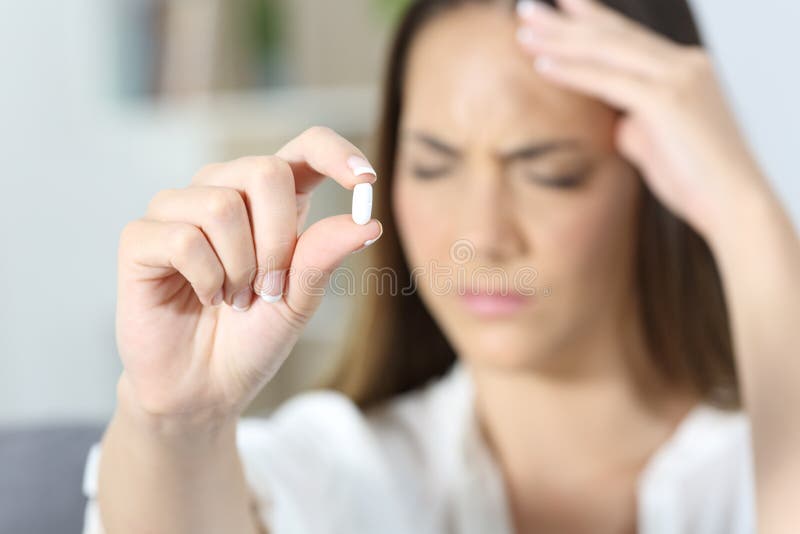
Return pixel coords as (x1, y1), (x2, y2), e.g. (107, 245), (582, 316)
(459, 290), (533, 318)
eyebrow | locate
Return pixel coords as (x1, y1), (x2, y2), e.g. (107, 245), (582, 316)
(404, 130), (584, 162)
(405, 131), (461, 157)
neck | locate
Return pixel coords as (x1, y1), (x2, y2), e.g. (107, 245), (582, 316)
(466, 303), (699, 486)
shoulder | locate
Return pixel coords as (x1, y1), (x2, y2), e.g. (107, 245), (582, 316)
(638, 405), (755, 534)
(237, 363), (469, 478)
(235, 365), (468, 532)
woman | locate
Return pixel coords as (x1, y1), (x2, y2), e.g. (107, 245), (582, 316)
(82, 0), (800, 532)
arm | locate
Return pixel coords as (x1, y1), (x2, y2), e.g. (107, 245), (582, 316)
(706, 181), (800, 529)
(98, 127), (382, 533)
(515, 0), (800, 529)
(97, 378), (262, 534)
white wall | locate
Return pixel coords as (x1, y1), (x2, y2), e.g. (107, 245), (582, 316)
(0, 0), (211, 422)
(0, 0), (797, 423)
(690, 0), (800, 227)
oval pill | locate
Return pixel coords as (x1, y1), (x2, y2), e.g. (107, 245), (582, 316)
(352, 183), (373, 225)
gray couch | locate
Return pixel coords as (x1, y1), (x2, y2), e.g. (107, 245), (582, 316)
(0, 424), (104, 534)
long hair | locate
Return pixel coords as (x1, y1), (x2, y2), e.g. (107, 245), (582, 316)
(323, 0), (738, 410)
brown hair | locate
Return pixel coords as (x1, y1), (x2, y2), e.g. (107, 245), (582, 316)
(324, 0), (738, 410)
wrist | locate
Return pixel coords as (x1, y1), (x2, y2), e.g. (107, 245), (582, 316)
(701, 173), (781, 253)
(701, 174), (777, 248)
(115, 373), (239, 448)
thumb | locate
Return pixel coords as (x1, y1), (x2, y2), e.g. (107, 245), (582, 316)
(284, 214), (382, 320)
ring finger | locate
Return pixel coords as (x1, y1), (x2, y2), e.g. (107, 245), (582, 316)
(144, 186), (258, 311)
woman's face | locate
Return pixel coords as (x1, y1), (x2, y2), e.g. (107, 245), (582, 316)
(393, 3), (642, 374)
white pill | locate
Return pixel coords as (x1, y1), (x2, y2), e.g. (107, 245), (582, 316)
(352, 183), (373, 225)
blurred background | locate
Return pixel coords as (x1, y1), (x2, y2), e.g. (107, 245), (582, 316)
(1, 0), (799, 427)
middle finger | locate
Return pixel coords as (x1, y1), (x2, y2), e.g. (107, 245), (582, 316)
(516, 0), (679, 80)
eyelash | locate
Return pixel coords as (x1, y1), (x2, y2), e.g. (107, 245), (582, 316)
(411, 166), (586, 189)
(411, 166), (450, 180)
(530, 172), (586, 189)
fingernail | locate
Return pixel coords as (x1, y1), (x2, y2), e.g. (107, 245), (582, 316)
(516, 0), (537, 19)
(232, 287), (253, 312)
(211, 289), (224, 307)
(516, 27), (538, 46)
(347, 156), (377, 181)
(534, 55), (556, 72)
(352, 221), (383, 254)
(258, 270), (286, 303)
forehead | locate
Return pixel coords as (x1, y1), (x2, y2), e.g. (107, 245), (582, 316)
(401, 3), (614, 147)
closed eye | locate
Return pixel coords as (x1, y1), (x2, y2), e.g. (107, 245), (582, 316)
(412, 165), (451, 180)
(527, 172), (587, 189)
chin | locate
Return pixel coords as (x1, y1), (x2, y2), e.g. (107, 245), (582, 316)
(455, 325), (550, 372)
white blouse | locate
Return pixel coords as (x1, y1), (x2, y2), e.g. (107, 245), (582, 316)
(81, 363), (756, 533)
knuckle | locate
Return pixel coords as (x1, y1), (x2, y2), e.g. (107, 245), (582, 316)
(191, 162), (223, 185)
(205, 188), (243, 223)
(119, 220), (138, 243)
(661, 74), (692, 104)
(245, 158), (294, 200)
(303, 124), (336, 140)
(683, 46), (709, 67)
(277, 299), (313, 332)
(248, 155), (292, 184)
(671, 46), (709, 88)
(118, 220), (144, 255)
(239, 154), (275, 170)
(170, 223), (204, 257)
(145, 188), (176, 216)
(661, 83), (683, 103)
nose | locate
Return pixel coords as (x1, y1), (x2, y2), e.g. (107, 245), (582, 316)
(458, 168), (525, 264)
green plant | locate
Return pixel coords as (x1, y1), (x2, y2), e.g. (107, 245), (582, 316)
(374, 0), (414, 24)
(243, 0), (284, 55)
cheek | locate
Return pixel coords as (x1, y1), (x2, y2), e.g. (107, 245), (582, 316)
(538, 170), (641, 295)
(393, 179), (454, 266)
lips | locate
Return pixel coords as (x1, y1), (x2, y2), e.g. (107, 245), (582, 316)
(459, 290), (533, 317)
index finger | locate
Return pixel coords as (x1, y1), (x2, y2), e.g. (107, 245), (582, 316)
(276, 126), (378, 194)
(516, 0), (679, 81)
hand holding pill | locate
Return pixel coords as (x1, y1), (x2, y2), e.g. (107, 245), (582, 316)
(114, 126), (382, 426)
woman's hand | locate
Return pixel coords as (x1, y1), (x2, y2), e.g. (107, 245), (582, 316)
(514, 0), (768, 240)
(115, 126), (382, 430)
(517, 2), (800, 529)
